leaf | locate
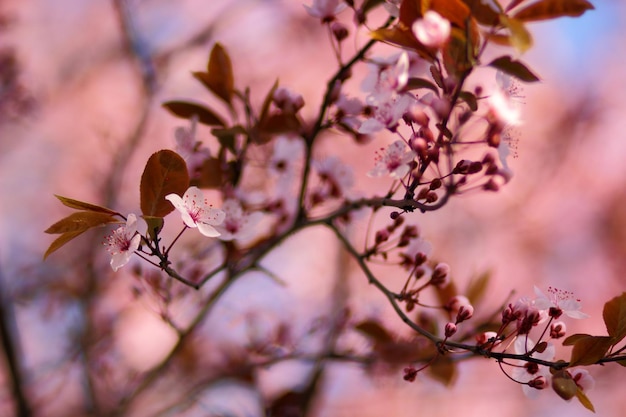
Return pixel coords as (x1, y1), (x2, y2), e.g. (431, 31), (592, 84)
(192, 157), (223, 189)
(462, 0), (501, 26)
(162, 100), (226, 127)
(575, 388), (596, 413)
(430, 0), (472, 30)
(212, 125), (246, 155)
(45, 211), (120, 234)
(603, 292), (626, 344)
(260, 79), (279, 123)
(488, 55), (540, 82)
(140, 150), (190, 217)
(465, 270), (490, 305)
(501, 16), (533, 53)
(406, 77), (440, 94)
(513, 0), (594, 22)
(458, 91), (478, 111)
(563, 333), (593, 346)
(568, 335), (613, 366)
(371, 27), (435, 61)
(428, 355), (457, 386)
(355, 320), (394, 345)
(205, 43), (235, 107)
(54, 195), (119, 216)
(143, 216), (164, 242)
(44, 230), (87, 260)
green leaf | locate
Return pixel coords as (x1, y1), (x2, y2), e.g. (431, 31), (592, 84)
(488, 55), (540, 82)
(140, 150), (190, 217)
(44, 230), (87, 260)
(45, 211), (120, 234)
(603, 292), (626, 344)
(501, 16), (533, 53)
(54, 195), (119, 216)
(143, 216), (164, 242)
(205, 43), (235, 107)
(513, 0), (594, 22)
(575, 388), (596, 413)
(162, 100), (226, 127)
(569, 335), (613, 366)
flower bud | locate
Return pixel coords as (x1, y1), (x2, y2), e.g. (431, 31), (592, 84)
(444, 322), (457, 337)
(550, 321), (566, 339)
(331, 21), (349, 42)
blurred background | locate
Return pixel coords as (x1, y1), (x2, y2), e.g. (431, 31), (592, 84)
(1, 0), (625, 416)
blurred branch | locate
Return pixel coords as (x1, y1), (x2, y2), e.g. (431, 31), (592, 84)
(0, 265), (31, 417)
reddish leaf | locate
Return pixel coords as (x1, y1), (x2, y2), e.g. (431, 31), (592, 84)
(371, 27), (435, 60)
(399, 0), (423, 27)
(465, 270), (490, 303)
(140, 150), (190, 217)
(260, 79), (279, 123)
(568, 335), (612, 366)
(603, 292), (626, 343)
(563, 333), (593, 346)
(162, 100), (225, 127)
(54, 195), (119, 216)
(428, 355), (457, 386)
(488, 55), (540, 82)
(431, 0), (472, 30)
(45, 211), (120, 234)
(459, 91), (478, 111)
(406, 77), (440, 94)
(44, 230), (87, 260)
(206, 43), (234, 107)
(462, 0), (501, 26)
(193, 157), (223, 189)
(513, 0), (594, 22)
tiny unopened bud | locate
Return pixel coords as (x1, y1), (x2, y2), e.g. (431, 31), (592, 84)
(456, 304), (474, 322)
(529, 376), (548, 391)
(468, 161), (483, 174)
(431, 262), (450, 287)
(331, 21), (349, 41)
(403, 366), (418, 382)
(425, 191), (438, 203)
(429, 178), (442, 190)
(375, 229), (390, 244)
(390, 211), (400, 220)
(550, 322), (566, 339)
(483, 178), (499, 192)
(444, 322), (457, 337)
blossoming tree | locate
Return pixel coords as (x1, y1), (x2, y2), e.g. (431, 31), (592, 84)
(35, 0), (626, 415)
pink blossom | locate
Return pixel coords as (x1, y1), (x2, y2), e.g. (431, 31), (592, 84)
(269, 136), (304, 184)
(273, 86), (305, 113)
(412, 11), (451, 48)
(313, 156), (354, 198)
(165, 187), (225, 237)
(513, 337), (555, 398)
(367, 140), (416, 178)
(571, 369), (595, 392)
(174, 117), (211, 178)
(304, 0), (347, 22)
(358, 94), (415, 134)
(104, 214), (141, 272)
(362, 52), (410, 105)
(215, 199), (263, 241)
(533, 286), (589, 319)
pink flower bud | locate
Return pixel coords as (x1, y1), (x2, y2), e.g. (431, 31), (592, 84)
(444, 322), (457, 337)
(550, 321), (566, 339)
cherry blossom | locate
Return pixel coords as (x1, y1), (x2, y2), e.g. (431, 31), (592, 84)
(367, 140), (416, 178)
(359, 94), (415, 134)
(571, 369), (595, 392)
(513, 337), (555, 398)
(362, 52), (410, 105)
(174, 117), (211, 178)
(313, 156), (354, 198)
(412, 11), (451, 49)
(269, 136), (304, 183)
(534, 286), (589, 319)
(488, 89), (522, 128)
(214, 199), (263, 241)
(165, 187), (225, 237)
(273, 86), (305, 114)
(303, 0), (347, 22)
(104, 213), (141, 272)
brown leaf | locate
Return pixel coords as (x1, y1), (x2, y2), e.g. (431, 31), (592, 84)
(552, 369), (577, 400)
(54, 195), (119, 215)
(355, 320), (394, 345)
(488, 55), (540, 82)
(206, 43), (234, 106)
(428, 355), (457, 386)
(463, 0), (501, 26)
(513, 0), (594, 22)
(575, 388), (596, 413)
(569, 335), (612, 366)
(603, 292), (626, 344)
(140, 150), (190, 217)
(162, 100), (226, 127)
(45, 211), (120, 234)
(44, 230), (87, 260)
(501, 16), (533, 53)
